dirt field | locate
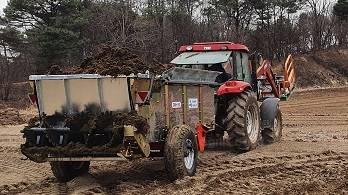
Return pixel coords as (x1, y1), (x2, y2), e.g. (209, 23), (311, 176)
(0, 87), (347, 195)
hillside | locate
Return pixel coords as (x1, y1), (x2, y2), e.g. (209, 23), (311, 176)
(293, 49), (348, 88)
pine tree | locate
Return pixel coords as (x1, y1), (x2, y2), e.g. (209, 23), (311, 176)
(333, 0), (348, 20)
(4, 0), (91, 73)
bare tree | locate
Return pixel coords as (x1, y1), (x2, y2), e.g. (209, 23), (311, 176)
(305, 0), (334, 50)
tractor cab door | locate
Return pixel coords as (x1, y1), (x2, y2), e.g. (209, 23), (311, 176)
(233, 52), (252, 84)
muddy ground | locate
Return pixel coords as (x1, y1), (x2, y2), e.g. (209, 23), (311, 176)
(0, 87), (347, 195)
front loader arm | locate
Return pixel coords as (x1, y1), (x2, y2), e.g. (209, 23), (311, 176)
(256, 55), (296, 101)
(284, 55), (296, 90)
(256, 60), (280, 98)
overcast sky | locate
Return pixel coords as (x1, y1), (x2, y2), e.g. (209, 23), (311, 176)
(0, 0), (7, 15)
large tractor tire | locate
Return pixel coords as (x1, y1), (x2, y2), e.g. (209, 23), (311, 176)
(262, 109), (283, 144)
(224, 90), (261, 152)
(164, 125), (198, 181)
(50, 161), (90, 182)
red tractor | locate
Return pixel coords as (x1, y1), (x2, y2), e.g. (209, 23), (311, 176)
(171, 41), (295, 152)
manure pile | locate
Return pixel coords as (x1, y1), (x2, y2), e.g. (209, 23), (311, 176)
(48, 45), (170, 76)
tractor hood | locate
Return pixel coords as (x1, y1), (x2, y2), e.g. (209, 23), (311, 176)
(171, 51), (232, 65)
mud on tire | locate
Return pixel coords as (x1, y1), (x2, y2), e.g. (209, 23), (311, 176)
(50, 161), (90, 182)
(224, 90), (261, 152)
(164, 125), (198, 181)
(262, 109), (283, 144)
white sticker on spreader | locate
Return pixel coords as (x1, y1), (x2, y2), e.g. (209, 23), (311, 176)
(188, 98), (198, 109)
(172, 102), (182, 109)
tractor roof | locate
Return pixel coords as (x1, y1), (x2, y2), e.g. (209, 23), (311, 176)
(179, 42), (249, 53)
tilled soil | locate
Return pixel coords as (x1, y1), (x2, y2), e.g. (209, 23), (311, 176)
(0, 87), (347, 195)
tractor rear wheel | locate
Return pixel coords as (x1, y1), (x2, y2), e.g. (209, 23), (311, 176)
(50, 161), (90, 182)
(262, 109), (283, 144)
(224, 90), (261, 152)
(164, 125), (198, 181)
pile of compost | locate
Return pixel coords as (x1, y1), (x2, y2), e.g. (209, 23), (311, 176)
(47, 65), (64, 75)
(48, 45), (170, 76)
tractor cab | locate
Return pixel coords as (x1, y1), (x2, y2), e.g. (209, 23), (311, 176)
(171, 41), (296, 101)
(170, 42), (253, 84)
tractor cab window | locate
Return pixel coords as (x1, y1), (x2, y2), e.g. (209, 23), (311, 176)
(233, 52), (251, 83)
(241, 52), (251, 83)
(223, 57), (234, 75)
(171, 51), (232, 65)
(206, 62), (232, 83)
(171, 50), (251, 83)
(234, 52), (243, 80)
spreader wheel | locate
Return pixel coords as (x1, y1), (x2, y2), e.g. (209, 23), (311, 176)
(164, 125), (198, 181)
(50, 161), (90, 182)
(262, 109), (283, 144)
(224, 90), (261, 152)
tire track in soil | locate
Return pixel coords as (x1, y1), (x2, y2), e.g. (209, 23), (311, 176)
(124, 151), (348, 195)
(0, 159), (48, 177)
(198, 158), (347, 195)
(282, 99), (348, 108)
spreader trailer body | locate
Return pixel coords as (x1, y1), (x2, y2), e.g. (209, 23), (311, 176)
(21, 42), (296, 182)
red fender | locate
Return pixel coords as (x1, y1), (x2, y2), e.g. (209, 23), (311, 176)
(217, 81), (252, 96)
(196, 123), (207, 152)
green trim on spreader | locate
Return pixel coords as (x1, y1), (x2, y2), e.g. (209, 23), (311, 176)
(280, 85), (297, 101)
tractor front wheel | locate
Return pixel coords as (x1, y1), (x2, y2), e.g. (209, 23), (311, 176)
(50, 161), (90, 182)
(262, 109), (283, 144)
(224, 90), (261, 152)
(164, 125), (198, 181)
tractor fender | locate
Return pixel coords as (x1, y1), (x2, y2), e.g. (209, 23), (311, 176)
(217, 81), (251, 96)
(260, 98), (280, 129)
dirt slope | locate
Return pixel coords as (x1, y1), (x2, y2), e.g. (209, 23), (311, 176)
(0, 104), (36, 126)
(0, 87), (347, 194)
(0, 82), (37, 126)
(293, 49), (348, 88)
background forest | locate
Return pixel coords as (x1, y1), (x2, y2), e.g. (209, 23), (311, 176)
(0, 0), (347, 100)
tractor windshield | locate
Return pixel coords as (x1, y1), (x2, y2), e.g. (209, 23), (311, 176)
(170, 51), (232, 65)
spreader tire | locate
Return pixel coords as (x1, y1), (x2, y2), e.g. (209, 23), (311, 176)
(262, 109), (283, 144)
(224, 90), (261, 152)
(50, 161), (90, 182)
(164, 125), (198, 181)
